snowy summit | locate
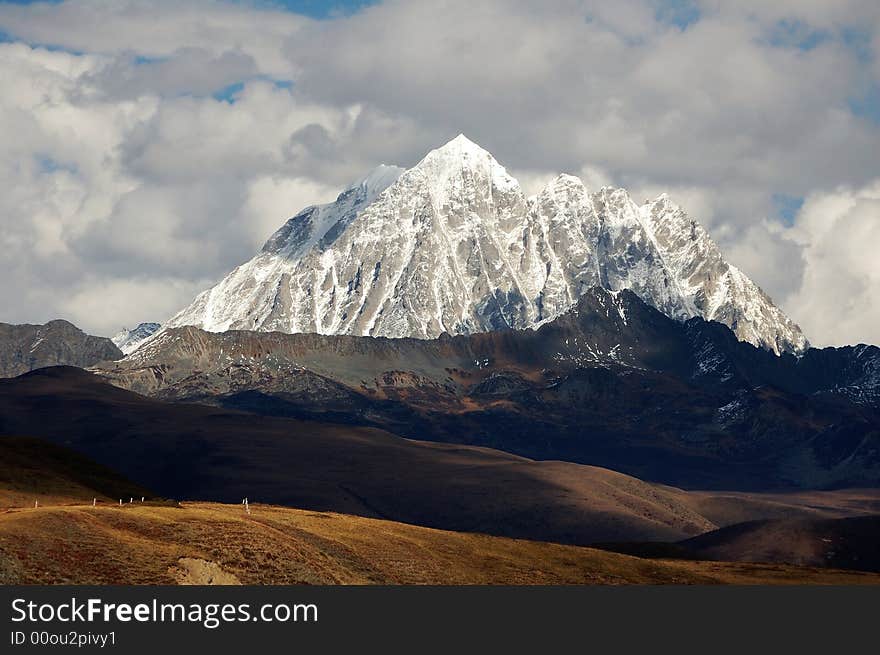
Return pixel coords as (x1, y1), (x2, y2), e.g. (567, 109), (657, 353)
(162, 135), (807, 355)
(112, 322), (161, 355)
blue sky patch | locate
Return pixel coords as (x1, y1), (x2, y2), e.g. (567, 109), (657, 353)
(772, 194), (804, 226)
(654, 0), (700, 30)
(34, 154), (77, 175)
(763, 19), (830, 51)
(849, 83), (880, 125)
(240, 0), (378, 19)
(0, 0), (378, 18)
(213, 81), (245, 103)
(841, 27), (873, 64)
(213, 77), (294, 102)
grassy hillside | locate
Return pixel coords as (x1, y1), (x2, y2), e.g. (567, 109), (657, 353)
(0, 370), (724, 544)
(2, 501), (879, 585)
(678, 515), (880, 572)
(4, 370), (880, 547)
(0, 436), (153, 508)
(1, 435), (877, 585)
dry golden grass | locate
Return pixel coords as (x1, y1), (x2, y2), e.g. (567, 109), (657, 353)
(2, 501), (878, 586)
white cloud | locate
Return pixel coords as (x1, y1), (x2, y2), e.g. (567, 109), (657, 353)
(700, 1), (880, 28)
(722, 219), (805, 305)
(59, 277), (212, 336)
(241, 175), (338, 248)
(85, 48), (259, 100)
(0, 0), (877, 345)
(783, 183), (880, 346)
(0, 0), (306, 77)
(0, 40), (357, 333)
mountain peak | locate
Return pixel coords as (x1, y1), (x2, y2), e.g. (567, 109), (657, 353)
(165, 138), (808, 354)
(410, 134), (520, 202)
(261, 164), (404, 257)
(443, 133), (485, 152)
(351, 164), (405, 200)
(111, 322), (161, 355)
(43, 319), (79, 331)
(646, 192), (675, 209)
(420, 134), (497, 166)
(541, 173), (587, 193)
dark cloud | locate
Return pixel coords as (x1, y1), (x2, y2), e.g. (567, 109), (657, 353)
(84, 48), (259, 100)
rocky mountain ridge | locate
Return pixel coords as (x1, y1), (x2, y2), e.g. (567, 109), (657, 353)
(0, 320), (121, 378)
(98, 288), (879, 490)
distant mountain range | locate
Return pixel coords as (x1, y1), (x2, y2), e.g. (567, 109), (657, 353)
(1, 304), (875, 491)
(96, 288), (879, 490)
(0, 136), (876, 498)
(2, 367), (878, 549)
(0, 366), (714, 544)
(0, 319), (121, 378)
(163, 135), (807, 355)
(2, 136), (878, 589)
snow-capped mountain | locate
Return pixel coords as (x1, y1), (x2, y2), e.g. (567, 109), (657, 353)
(112, 322), (161, 355)
(163, 135), (807, 354)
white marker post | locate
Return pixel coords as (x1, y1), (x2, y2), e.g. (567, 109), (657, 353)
(119, 499), (122, 506)
(92, 498), (96, 507)
(141, 497), (145, 503)
(34, 500), (38, 509)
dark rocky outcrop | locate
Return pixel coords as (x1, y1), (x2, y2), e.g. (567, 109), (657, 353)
(0, 320), (122, 377)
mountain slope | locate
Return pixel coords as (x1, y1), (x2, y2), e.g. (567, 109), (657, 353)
(164, 164), (405, 336)
(112, 322), (161, 355)
(0, 320), (121, 377)
(676, 515), (880, 572)
(0, 436), (153, 508)
(3, 502), (878, 585)
(0, 367), (722, 544)
(2, 380), (878, 584)
(640, 195), (806, 355)
(101, 289), (880, 490)
(162, 135), (806, 354)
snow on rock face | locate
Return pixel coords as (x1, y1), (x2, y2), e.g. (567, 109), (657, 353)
(163, 135), (808, 354)
(261, 163), (405, 258)
(111, 322), (161, 355)
(639, 195), (808, 354)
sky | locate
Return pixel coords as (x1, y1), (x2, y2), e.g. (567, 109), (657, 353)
(0, 0), (878, 346)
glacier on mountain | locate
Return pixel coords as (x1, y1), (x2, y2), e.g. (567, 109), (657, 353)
(162, 134), (807, 355)
(112, 322), (161, 355)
